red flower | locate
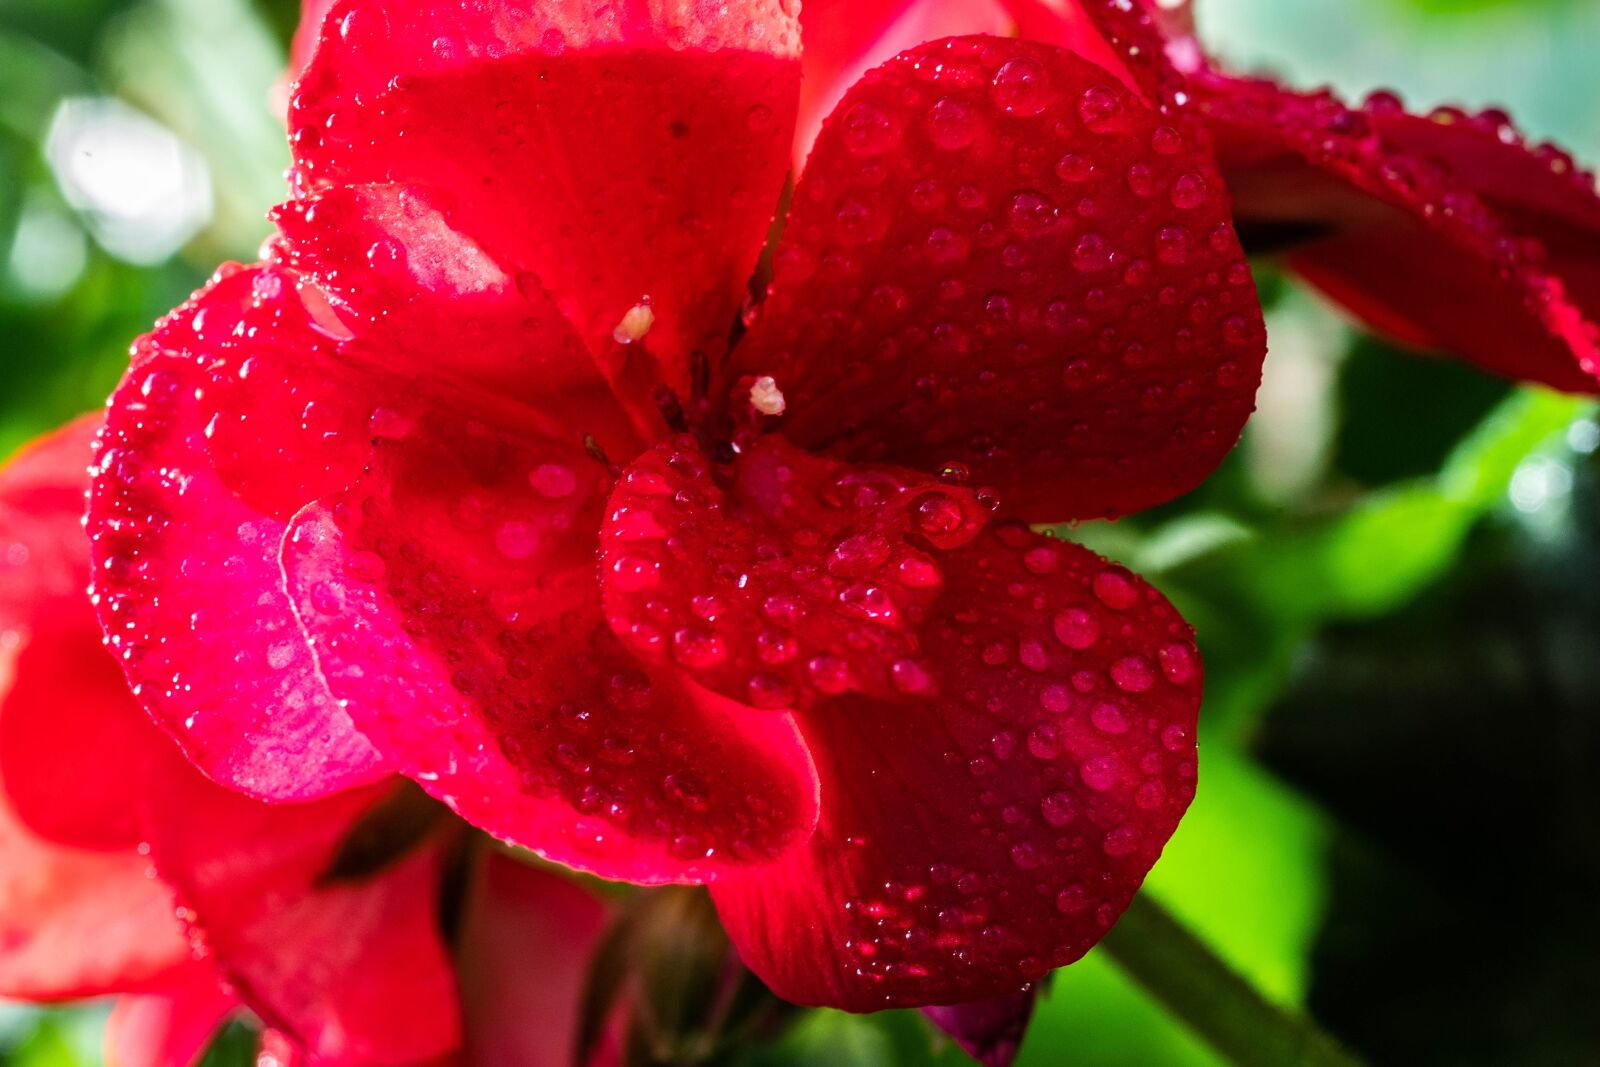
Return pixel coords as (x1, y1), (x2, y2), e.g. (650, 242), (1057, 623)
(57, 0), (1599, 1030)
(801, 0), (1600, 392)
(0, 421), (610, 1064)
(87, 1), (1253, 1014)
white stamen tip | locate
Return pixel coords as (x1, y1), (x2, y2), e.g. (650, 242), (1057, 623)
(613, 301), (654, 344)
(750, 375), (786, 417)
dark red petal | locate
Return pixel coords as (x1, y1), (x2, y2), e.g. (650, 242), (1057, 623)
(104, 967), (237, 1067)
(457, 852), (610, 1067)
(89, 267), (389, 802)
(601, 434), (993, 708)
(1202, 78), (1600, 392)
(289, 0), (802, 398)
(269, 185), (652, 448)
(146, 775), (460, 1065)
(922, 985), (1040, 1067)
(710, 513), (1200, 1009)
(279, 401), (819, 883)
(729, 36), (1264, 522)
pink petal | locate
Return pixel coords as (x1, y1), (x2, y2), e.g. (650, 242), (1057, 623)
(1201, 77), (1600, 392)
(0, 422), (192, 1000)
(279, 399), (819, 884)
(709, 515), (1201, 1009)
(88, 267), (389, 801)
(145, 774), (461, 1065)
(456, 852), (610, 1067)
(729, 36), (1264, 523)
(105, 967), (237, 1067)
(289, 0), (803, 399)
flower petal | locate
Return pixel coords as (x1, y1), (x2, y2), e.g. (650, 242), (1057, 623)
(144, 774), (461, 1065)
(729, 36), (1264, 522)
(456, 852), (610, 1067)
(269, 184), (652, 445)
(280, 400), (819, 884)
(290, 0), (803, 397)
(1200, 78), (1600, 392)
(709, 519), (1199, 1009)
(604, 435), (1199, 1007)
(104, 968), (237, 1067)
(922, 985), (1040, 1067)
(0, 424), (193, 1000)
(88, 267), (390, 802)
(289, 0), (338, 80)
(602, 434), (993, 708)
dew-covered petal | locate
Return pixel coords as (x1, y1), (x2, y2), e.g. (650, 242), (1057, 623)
(922, 986), (1040, 1067)
(289, 0), (803, 397)
(145, 774), (460, 1065)
(1200, 78), (1600, 392)
(602, 434), (993, 708)
(729, 36), (1264, 522)
(457, 851), (610, 1067)
(271, 184), (653, 445)
(0, 423), (193, 1000)
(91, 275), (390, 800)
(280, 402), (819, 884)
(706, 518), (1201, 1008)
(104, 968), (237, 1067)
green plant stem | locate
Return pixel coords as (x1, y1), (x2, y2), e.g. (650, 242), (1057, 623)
(1102, 893), (1367, 1067)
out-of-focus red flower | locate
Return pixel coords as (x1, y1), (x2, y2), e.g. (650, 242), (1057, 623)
(800, 0), (1600, 393)
(86, 0), (1264, 1016)
(0, 420), (610, 1066)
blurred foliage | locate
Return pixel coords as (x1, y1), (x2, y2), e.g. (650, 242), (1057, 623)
(1, 1), (1598, 1066)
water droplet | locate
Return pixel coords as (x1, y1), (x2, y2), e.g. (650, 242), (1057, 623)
(1150, 125), (1182, 154)
(672, 628), (727, 669)
(1092, 568), (1139, 610)
(1158, 642), (1197, 684)
(1102, 826), (1138, 856)
(1080, 756), (1119, 792)
(890, 658), (935, 695)
(1077, 85), (1123, 131)
(808, 655), (850, 694)
(1073, 233), (1110, 273)
(664, 772), (710, 812)
(1041, 791), (1075, 827)
(1010, 842), (1042, 869)
(1039, 683), (1072, 713)
(1170, 172), (1208, 210)
(926, 96), (980, 150)
(829, 531), (892, 575)
(991, 57), (1050, 116)
(1023, 544), (1060, 574)
(1028, 723), (1062, 760)
(1161, 723), (1189, 752)
(1053, 607), (1099, 649)
(1111, 656), (1155, 693)
(1090, 701), (1131, 734)
(1008, 190), (1057, 234)
(530, 463), (577, 498)
(1018, 638), (1050, 672)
